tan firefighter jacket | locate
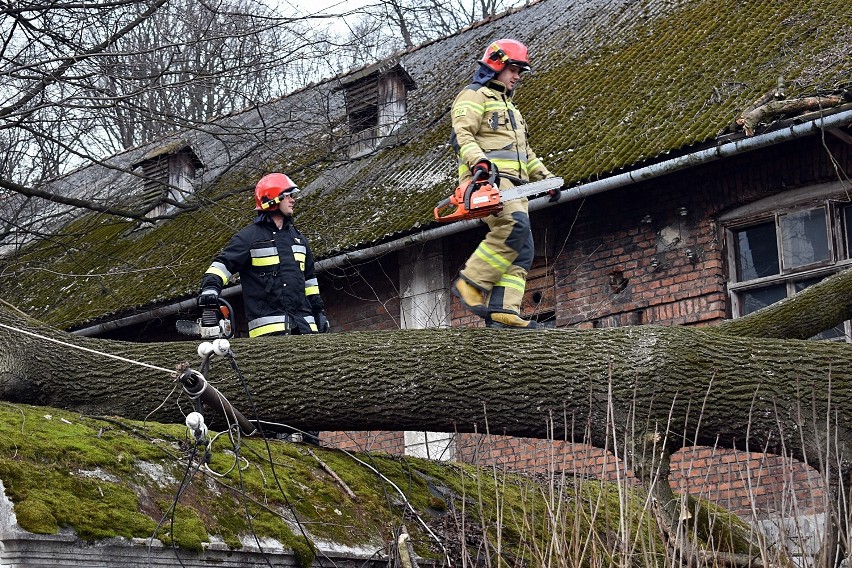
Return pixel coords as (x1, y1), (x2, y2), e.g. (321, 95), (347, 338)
(450, 79), (552, 185)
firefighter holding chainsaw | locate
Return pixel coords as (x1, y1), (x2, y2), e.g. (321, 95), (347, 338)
(450, 38), (559, 329)
(197, 173), (329, 337)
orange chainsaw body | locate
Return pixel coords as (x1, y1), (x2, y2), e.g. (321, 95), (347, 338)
(434, 175), (565, 223)
(433, 177), (503, 222)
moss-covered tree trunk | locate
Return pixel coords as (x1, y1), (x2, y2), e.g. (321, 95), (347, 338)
(3, 269), (852, 479)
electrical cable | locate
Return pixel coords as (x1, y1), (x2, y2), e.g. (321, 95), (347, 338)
(144, 383), (181, 426)
(0, 321), (174, 375)
(147, 443), (204, 568)
(13, 316), (294, 562)
(193, 385), (280, 567)
(189, 353), (282, 568)
(231, 441), (279, 568)
(251, 419), (319, 442)
(222, 350), (334, 568)
(0, 320), (271, 560)
(202, 429), (249, 477)
(257, 419), (451, 566)
(214, 359), (284, 568)
(336, 447), (452, 567)
(4, 301), (447, 562)
(325, 430), (417, 559)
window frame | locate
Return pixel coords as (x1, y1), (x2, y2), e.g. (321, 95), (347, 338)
(721, 181), (852, 339)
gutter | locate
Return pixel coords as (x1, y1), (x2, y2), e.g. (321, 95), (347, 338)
(315, 107), (852, 271)
(73, 107), (852, 337)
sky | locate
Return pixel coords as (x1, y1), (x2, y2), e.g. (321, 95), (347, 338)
(271, 0), (372, 34)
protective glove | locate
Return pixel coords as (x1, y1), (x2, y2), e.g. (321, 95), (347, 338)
(471, 160), (496, 179)
(548, 185), (563, 203)
(197, 289), (220, 308)
(315, 312), (330, 333)
(472, 160), (500, 189)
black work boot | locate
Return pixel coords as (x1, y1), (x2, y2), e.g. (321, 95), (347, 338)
(485, 313), (538, 329)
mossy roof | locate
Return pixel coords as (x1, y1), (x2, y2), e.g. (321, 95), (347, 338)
(2, 0), (850, 329)
(0, 403), (757, 561)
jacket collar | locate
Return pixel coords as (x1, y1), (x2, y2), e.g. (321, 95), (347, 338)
(254, 212), (292, 228)
(485, 79), (513, 97)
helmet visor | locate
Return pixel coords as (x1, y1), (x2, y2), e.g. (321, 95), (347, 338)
(260, 187), (300, 209)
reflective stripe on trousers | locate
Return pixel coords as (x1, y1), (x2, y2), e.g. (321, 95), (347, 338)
(459, 195), (532, 315)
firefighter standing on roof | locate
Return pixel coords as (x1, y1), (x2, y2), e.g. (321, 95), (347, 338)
(197, 173), (329, 337)
(450, 39), (559, 329)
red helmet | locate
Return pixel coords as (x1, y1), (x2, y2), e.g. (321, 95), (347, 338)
(479, 39), (530, 73)
(254, 173), (300, 211)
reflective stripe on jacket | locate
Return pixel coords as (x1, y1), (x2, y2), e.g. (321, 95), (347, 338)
(200, 216), (325, 336)
(449, 80), (551, 184)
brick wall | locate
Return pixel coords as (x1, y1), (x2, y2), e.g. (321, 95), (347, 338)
(546, 135), (850, 330)
(453, 433), (826, 518)
(320, 255), (402, 332)
(319, 431), (826, 519)
(321, 431), (406, 454)
(671, 446), (826, 517)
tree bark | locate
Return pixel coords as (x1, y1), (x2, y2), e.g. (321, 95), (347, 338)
(714, 268), (852, 339)
(737, 95), (847, 136)
(2, 268), (852, 477)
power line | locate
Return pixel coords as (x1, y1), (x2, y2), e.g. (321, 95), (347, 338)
(0, 321), (174, 374)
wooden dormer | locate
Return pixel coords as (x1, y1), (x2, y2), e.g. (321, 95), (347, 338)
(335, 60), (417, 158)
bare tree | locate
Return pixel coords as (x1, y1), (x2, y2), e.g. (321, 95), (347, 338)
(0, 0), (517, 225)
(86, 0), (329, 151)
(0, 0), (371, 182)
(0, 0), (377, 252)
(335, 0), (523, 63)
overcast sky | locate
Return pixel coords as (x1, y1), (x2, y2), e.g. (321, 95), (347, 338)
(272, 0), (370, 33)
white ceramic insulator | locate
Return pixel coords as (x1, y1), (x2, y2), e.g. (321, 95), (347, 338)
(212, 338), (230, 356)
(197, 342), (215, 357)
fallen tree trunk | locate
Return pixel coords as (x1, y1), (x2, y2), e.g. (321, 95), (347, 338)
(1, 297), (850, 477)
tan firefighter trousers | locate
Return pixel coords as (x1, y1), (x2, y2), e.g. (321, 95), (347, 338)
(458, 193), (533, 315)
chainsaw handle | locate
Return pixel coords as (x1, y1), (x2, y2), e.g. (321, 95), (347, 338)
(217, 297), (236, 339)
(433, 197), (452, 221)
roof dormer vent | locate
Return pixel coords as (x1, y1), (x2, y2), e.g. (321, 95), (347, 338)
(335, 60), (416, 158)
(131, 141), (203, 219)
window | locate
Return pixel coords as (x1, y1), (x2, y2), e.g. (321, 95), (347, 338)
(404, 431), (456, 461)
(726, 195), (852, 341)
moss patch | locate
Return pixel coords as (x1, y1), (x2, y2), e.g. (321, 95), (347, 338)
(0, 403), (758, 564)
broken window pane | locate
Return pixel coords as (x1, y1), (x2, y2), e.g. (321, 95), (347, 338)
(779, 208), (829, 270)
(739, 284), (786, 316)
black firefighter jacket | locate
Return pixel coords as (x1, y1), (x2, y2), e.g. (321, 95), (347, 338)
(200, 215), (325, 337)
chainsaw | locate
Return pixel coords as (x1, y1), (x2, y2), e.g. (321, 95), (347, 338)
(434, 173), (564, 222)
(176, 297), (235, 339)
